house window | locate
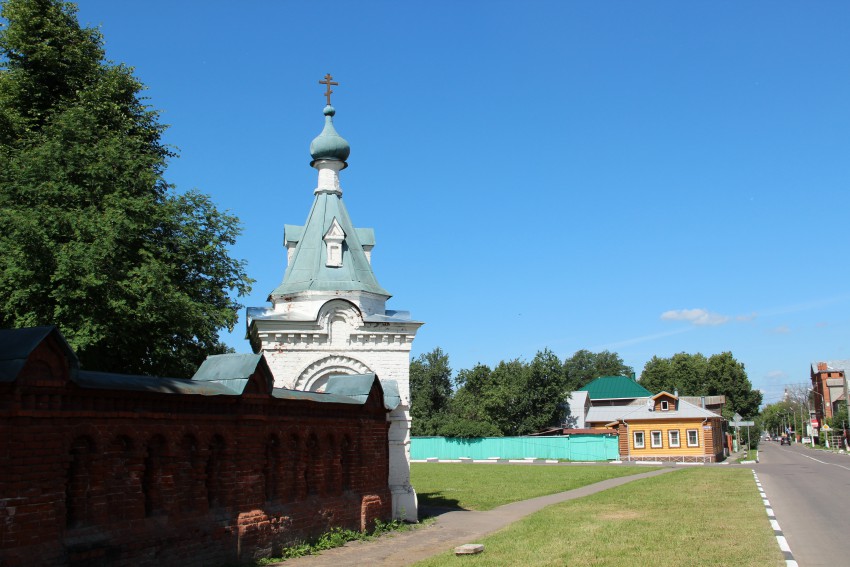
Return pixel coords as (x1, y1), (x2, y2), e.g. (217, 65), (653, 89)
(660, 400), (669, 411)
(668, 429), (680, 448)
(650, 430), (663, 448)
(633, 431), (645, 449)
(687, 429), (699, 447)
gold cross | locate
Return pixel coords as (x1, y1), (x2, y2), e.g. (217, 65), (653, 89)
(319, 74), (339, 106)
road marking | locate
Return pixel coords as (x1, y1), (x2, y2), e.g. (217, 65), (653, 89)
(797, 452), (850, 471)
(753, 471), (798, 567)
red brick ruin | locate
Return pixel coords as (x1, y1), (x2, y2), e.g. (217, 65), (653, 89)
(0, 327), (393, 566)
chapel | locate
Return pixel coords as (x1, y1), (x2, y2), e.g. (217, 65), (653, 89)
(246, 76), (422, 521)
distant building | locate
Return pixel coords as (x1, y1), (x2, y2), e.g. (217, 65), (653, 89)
(810, 360), (849, 422)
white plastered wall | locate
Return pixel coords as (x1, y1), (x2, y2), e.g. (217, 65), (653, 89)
(254, 299), (420, 521)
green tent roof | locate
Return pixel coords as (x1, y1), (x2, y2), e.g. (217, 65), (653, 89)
(271, 191), (388, 297)
(577, 376), (651, 400)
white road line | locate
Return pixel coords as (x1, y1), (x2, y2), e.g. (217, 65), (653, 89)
(798, 452), (850, 471)
(754, 470), (797, 565)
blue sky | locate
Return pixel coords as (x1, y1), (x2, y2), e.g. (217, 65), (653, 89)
(62, 1), (850, 406)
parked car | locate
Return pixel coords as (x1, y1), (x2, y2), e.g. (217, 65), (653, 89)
(802, 437), (812, 444)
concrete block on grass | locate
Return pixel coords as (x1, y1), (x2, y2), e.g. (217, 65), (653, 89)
(455, 544), (484, 555)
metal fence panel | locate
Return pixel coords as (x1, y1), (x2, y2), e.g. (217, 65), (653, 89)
(410, 435), (618, 461)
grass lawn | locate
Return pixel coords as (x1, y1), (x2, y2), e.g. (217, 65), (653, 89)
(414, 467), (783, 567)
(411, 463), (656, 511)
(737, 449), (758, 462)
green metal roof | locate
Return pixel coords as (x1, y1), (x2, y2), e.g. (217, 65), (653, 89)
(270, 191), (389, 297)
(577, 376), (651, 400)
(192, 353), (271, 394)
(271, 388), (364, 404)
(271, 104), (387, 298)
(324, 374), (401, 410)
(77, 371), (235, 396)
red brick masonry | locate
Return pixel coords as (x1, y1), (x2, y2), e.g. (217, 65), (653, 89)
(0, 329), (392, 566)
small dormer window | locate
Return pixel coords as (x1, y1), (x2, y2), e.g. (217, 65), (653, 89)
(660, 400), (669, 411)
(323, 218), (345, 268)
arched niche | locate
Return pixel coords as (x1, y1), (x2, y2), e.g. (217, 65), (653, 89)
(293, 354), (372, 392)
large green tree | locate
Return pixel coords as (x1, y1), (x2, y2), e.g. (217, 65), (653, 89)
(563, 349), (634, 391)
(639, 352), (761, 418)
(639, 353), (709, 395)
(409, 347), (453, 436)
(446, 349), (568, 437)
(512, 348), (568, 434)
(705, 352), (761, 418)
(0, 0), (252, 377)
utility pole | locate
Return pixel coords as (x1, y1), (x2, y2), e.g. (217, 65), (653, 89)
(841, 370), (850, 451)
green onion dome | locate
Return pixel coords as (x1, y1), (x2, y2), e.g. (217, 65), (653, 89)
(309, 105), (350, 167)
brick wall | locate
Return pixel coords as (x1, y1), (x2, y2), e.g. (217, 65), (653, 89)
(0, 334), (392, 567)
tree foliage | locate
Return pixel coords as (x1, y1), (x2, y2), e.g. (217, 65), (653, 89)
(0, 0), (252, 377)
(409, 347), (453, 436)
(411, 348), (570, 438)
(639, 352), (762, 418)
(563, 349), (634, 391)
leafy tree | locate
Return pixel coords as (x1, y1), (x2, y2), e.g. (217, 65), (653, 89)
(0, 0), (252, 377)
(448, 350), (568, 437)
(450, 363), (498, 432)
(513, 348), (568, 434)
(705, 352), (761, 418)
(479, 359), (526, 436)
(436, 416), (501, 438)
(759, 402), (789, 437)
(639, 353), (707, 395)
(409, 347), (453, 436)
(828, 405), (848, 432)
(563, 349), (633, 391)
(639, 352), (761, 418)
(637, 356), (675, 393)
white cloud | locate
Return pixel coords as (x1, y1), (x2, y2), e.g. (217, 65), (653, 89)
(736, 312), (758, 322)
(770, 325), (791, 334)
(660, 308), (730, 326)
(765, 370), (787, 380)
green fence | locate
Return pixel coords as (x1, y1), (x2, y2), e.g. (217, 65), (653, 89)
(411, 435), (618, 461)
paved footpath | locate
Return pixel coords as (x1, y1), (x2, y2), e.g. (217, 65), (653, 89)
(273, 467), (676, 567)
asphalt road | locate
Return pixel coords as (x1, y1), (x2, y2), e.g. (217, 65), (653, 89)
(755, 441), (850, 566)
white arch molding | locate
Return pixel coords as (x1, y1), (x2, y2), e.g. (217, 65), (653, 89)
(294, 355), (372, 392)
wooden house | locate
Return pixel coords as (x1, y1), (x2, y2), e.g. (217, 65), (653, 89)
(605, 391), (726, 463)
